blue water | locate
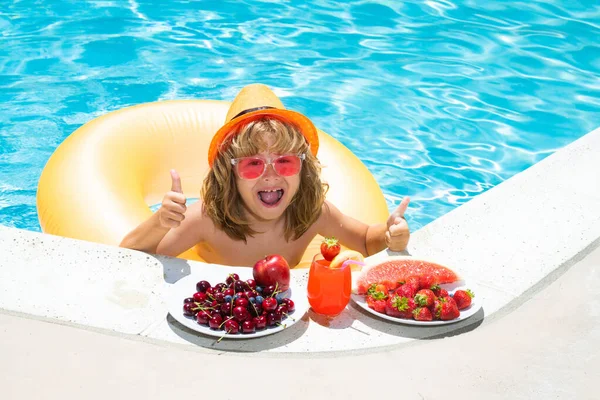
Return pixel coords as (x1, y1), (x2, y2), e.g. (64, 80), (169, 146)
(1, 0), (599, 232)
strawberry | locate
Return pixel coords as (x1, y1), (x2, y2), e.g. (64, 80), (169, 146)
(431, 284), (449, 298)
(414, 289), (435, 308)
(395, 282), (417, 299)
(366, 283), (388, 301)
(404, 275), (421, 292)
(375, 284), (387, 294)
(445, 296), (459, 308)
(431, 297), (446, 320)
(385, 295), (415, 319)
(439, 298), (460, 320)
(384, 296), (404, 318)
(320, 237), (341, 261)
(453, 289), (474, 310)
(366, 295), (386, 313)
(413, 307), (433, 321)
(418, 274), (435, 290)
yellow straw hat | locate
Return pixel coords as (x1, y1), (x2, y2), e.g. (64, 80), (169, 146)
(208, 84), (319, 167)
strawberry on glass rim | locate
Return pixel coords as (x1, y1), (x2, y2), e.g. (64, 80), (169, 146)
(320, 236), (341, 261)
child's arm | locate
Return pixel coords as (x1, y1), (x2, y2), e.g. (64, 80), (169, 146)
(120, 170), (203, 257)
(119, 212), (172, 254)
(155, 202), (206, 257)
(120, 201), (205, 257)
(317, 198), (410, 256)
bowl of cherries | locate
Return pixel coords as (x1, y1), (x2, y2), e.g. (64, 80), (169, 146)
(169, 271), (303, 340)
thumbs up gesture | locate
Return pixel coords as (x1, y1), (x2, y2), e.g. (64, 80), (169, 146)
(158, 170), (187, 229)
(385, 197), (410, 251)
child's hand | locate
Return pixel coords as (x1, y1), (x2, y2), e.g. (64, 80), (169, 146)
(158, 169), (187, 229)
(385, 197), (410, 251)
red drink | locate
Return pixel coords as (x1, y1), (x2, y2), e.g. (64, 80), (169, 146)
(307, 254), (352, 316)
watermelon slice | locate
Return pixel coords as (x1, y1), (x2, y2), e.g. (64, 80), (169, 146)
(354, 257), (460, 295)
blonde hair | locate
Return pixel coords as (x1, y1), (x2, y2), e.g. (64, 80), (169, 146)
(202, 117), (328, 242)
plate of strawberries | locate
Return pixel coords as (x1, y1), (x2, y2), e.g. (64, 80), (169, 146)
(350, 256), (482, 325)
(351, 280), (481, 325)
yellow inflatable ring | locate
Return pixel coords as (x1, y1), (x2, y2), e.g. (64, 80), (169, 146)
(37, 100), (389, 268)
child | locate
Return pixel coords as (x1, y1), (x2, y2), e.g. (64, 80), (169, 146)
(120, 84), (410, 266)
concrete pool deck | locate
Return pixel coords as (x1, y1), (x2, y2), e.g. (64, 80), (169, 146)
(1, 126), (600, 397)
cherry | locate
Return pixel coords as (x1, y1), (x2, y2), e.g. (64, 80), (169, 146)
(242, 320), (255, 334)
(184, 297), (195, 304)
(224, 319), (239, 334)
(223, 288), (235, 297)
(282, 298), (295, 312)
(209, 314), (223, 329)
(250, 305), (263, 317)
(235, 291), (247, 300)
(235, 298), (249, 308)
(196, 280), (211, 293)
(214, 283), (227, 292)
(234, 280), (247, 293)
(220, 303), (232, 316)
(246, 279), (257, 290)
(276, 304), (288, 315)
(233, 306), (250, 322)
(196, 310), (211, 325)
(205, 287), (216, 297)
(193, 292), (207, 302)
(226, 273), (240, 285)
(262, 297), (278, 311)
(183, 303), (197, 317)
(262, 285), (276, 297)
(214, 292), (226, 303)
(266, 312), (278, 326)
(243, 290), (255, 300)
(272, 310), (283, 323)
(253, 316), (267, 330)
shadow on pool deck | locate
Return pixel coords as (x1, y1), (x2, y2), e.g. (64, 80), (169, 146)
(153, 255), (192, 284)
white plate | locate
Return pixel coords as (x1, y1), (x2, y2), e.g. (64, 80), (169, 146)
(351, 280), (482, 326)
(167, 268), (308, 339)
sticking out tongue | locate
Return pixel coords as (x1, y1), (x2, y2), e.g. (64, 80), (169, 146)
(258, 189), (283, 205)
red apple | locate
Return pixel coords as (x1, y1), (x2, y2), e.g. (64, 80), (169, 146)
(252, 254), (291, 291)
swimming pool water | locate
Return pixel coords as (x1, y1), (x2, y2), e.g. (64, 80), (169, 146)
(1, 0), (599, 232)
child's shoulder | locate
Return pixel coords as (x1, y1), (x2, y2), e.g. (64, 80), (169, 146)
(320, 199), (339, 216)
(315, 200), (339, 226)
(183, 200), (214, 233)
(187, 200), (208, 220)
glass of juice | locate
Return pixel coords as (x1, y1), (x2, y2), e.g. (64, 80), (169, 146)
(307, 254), (352, 316)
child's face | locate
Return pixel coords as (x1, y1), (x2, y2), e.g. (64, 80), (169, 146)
(235, 148), (302, 222)
(232, 128), (303, 223)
